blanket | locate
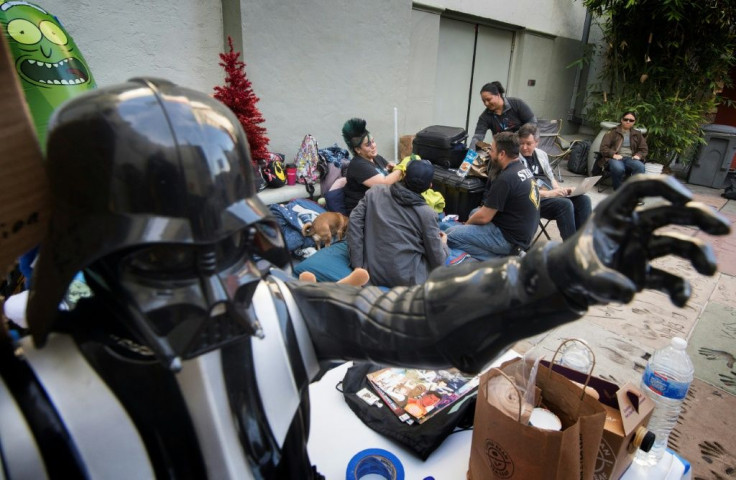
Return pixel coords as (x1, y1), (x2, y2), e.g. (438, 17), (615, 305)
(268, 198), (326, 252)
(293, 242), (475, 284)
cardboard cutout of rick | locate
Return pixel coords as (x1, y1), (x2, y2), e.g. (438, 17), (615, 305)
(0, 0), (95, 150)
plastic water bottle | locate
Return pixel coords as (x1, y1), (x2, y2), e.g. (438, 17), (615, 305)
(635, 337), (694, 467)
(557, 339), (594, 374)
(456, 149), (477, 179)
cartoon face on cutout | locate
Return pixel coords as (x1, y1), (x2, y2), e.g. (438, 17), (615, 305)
(1, 1), (96, 150)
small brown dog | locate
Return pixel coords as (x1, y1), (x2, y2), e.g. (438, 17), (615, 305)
(301, 212), (349, 250)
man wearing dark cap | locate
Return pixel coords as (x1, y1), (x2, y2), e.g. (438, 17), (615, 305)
(348, 158), (448, 287)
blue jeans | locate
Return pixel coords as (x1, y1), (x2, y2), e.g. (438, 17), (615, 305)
(609, 156), (645, 190)
(541, 195), (592, 240)
(446, 221), (512, 261)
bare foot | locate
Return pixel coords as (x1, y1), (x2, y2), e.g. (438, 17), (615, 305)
(298, 272), (317, 283)
(298, 268), (370, 287)
(338, 268), (370, 287)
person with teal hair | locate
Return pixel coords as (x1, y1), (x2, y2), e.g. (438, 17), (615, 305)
(1, 0), (96, 150)
(341, 118), (402, 214)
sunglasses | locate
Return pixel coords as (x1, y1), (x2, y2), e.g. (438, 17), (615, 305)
(361, 136), (376, 148)
(622, 118), (636, 123)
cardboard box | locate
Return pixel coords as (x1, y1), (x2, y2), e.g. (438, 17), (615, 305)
(0, 34), (50, 273)
(594, 383), (654, 480)
(541, 362), (654, 480)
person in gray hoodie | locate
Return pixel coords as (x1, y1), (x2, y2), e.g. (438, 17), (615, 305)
(348, 159), (448, 287)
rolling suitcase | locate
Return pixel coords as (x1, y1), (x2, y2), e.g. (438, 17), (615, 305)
(431, 165), (485, 221)
(413, 125), (468, 169)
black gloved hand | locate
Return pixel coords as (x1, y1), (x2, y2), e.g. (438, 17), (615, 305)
(548, 175), (731, 308)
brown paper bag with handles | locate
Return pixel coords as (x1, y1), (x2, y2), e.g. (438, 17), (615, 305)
(468, 150), (489, 179)
(467, 358), (606, 480)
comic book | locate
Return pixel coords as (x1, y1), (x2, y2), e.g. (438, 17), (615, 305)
(366, 367), (479, 424)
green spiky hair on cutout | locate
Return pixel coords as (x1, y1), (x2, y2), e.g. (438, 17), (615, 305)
(342, 118), (369, 154)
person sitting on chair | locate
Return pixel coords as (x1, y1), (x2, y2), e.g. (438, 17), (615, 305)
(348, 158), (448, 287)
(599, 111), (648, 190)
(518, 123), (592, 240)
(447, 132), (540, 259)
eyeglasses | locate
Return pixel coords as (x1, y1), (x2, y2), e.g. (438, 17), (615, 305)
(361, 136), (376, 148)
(622, 118), (636, 123)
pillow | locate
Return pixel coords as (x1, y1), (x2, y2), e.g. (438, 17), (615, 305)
(323, 186), (347, 216)
(293, 241), (352, 282)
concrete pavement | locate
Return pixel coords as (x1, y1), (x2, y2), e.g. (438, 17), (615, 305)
(512, 164), (736, 478)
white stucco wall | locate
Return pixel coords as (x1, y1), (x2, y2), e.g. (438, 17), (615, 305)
(236, 0), (413, 159)
(26, 0), (593, 159)
(404, 9), (441, 142)
(37, 0), (224, 93)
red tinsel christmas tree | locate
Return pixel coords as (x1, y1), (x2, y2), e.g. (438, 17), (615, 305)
(214, 36), (270, 165)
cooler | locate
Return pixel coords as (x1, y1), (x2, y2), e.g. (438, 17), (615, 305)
(431, 165), (486, 221)
(413, 125), (468, 169)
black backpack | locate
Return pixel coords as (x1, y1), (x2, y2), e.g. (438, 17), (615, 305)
(340, 362), (477, 460)
(567, 140), (590, 175)
(260, 153), (287, 188)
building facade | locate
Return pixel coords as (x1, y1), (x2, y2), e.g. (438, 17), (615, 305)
(40, 0), (595, 160)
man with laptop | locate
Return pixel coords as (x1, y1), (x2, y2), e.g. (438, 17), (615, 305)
(518, 123), (592, 240)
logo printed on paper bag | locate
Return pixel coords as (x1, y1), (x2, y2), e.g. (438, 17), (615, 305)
(1, 212), (40, 239)
(594, 437), (616, 480)
(484, 439), (514, 478)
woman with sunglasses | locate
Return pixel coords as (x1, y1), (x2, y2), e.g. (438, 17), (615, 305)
(599, 111), (648, 190)
(342, 118), (403, 214)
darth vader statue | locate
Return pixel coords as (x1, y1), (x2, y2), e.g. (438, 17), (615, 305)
(0, 78), (728, 479)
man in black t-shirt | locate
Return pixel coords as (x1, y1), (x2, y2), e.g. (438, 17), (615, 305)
(447, 132), (540, 259)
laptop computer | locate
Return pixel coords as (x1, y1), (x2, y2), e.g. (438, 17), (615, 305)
(567, 176), (602, 197)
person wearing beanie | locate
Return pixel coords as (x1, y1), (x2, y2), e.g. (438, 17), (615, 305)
(341, 118), (403, 215)
(348, 158), (448, 287)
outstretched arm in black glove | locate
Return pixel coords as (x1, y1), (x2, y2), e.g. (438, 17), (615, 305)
(547, 174), (729, 308)
(286, 176), (730, 374)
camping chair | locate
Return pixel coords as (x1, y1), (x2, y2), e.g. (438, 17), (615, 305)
(537, 119), (570, 183)
(532, 219), (553, 245)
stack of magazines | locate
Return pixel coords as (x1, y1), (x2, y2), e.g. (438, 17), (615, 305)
(366, 367), (480, 424)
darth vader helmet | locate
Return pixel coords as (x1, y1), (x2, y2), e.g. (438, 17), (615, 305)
(27, 78), (289, 370)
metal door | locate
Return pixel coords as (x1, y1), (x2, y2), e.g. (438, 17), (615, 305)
(435, 18), (513, 135)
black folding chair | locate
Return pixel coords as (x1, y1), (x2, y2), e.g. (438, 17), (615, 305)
(532, 219), (553, 245)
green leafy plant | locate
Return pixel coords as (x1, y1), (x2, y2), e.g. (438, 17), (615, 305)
(581, 0), (736, 165)
(585, 91), (716, 165)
